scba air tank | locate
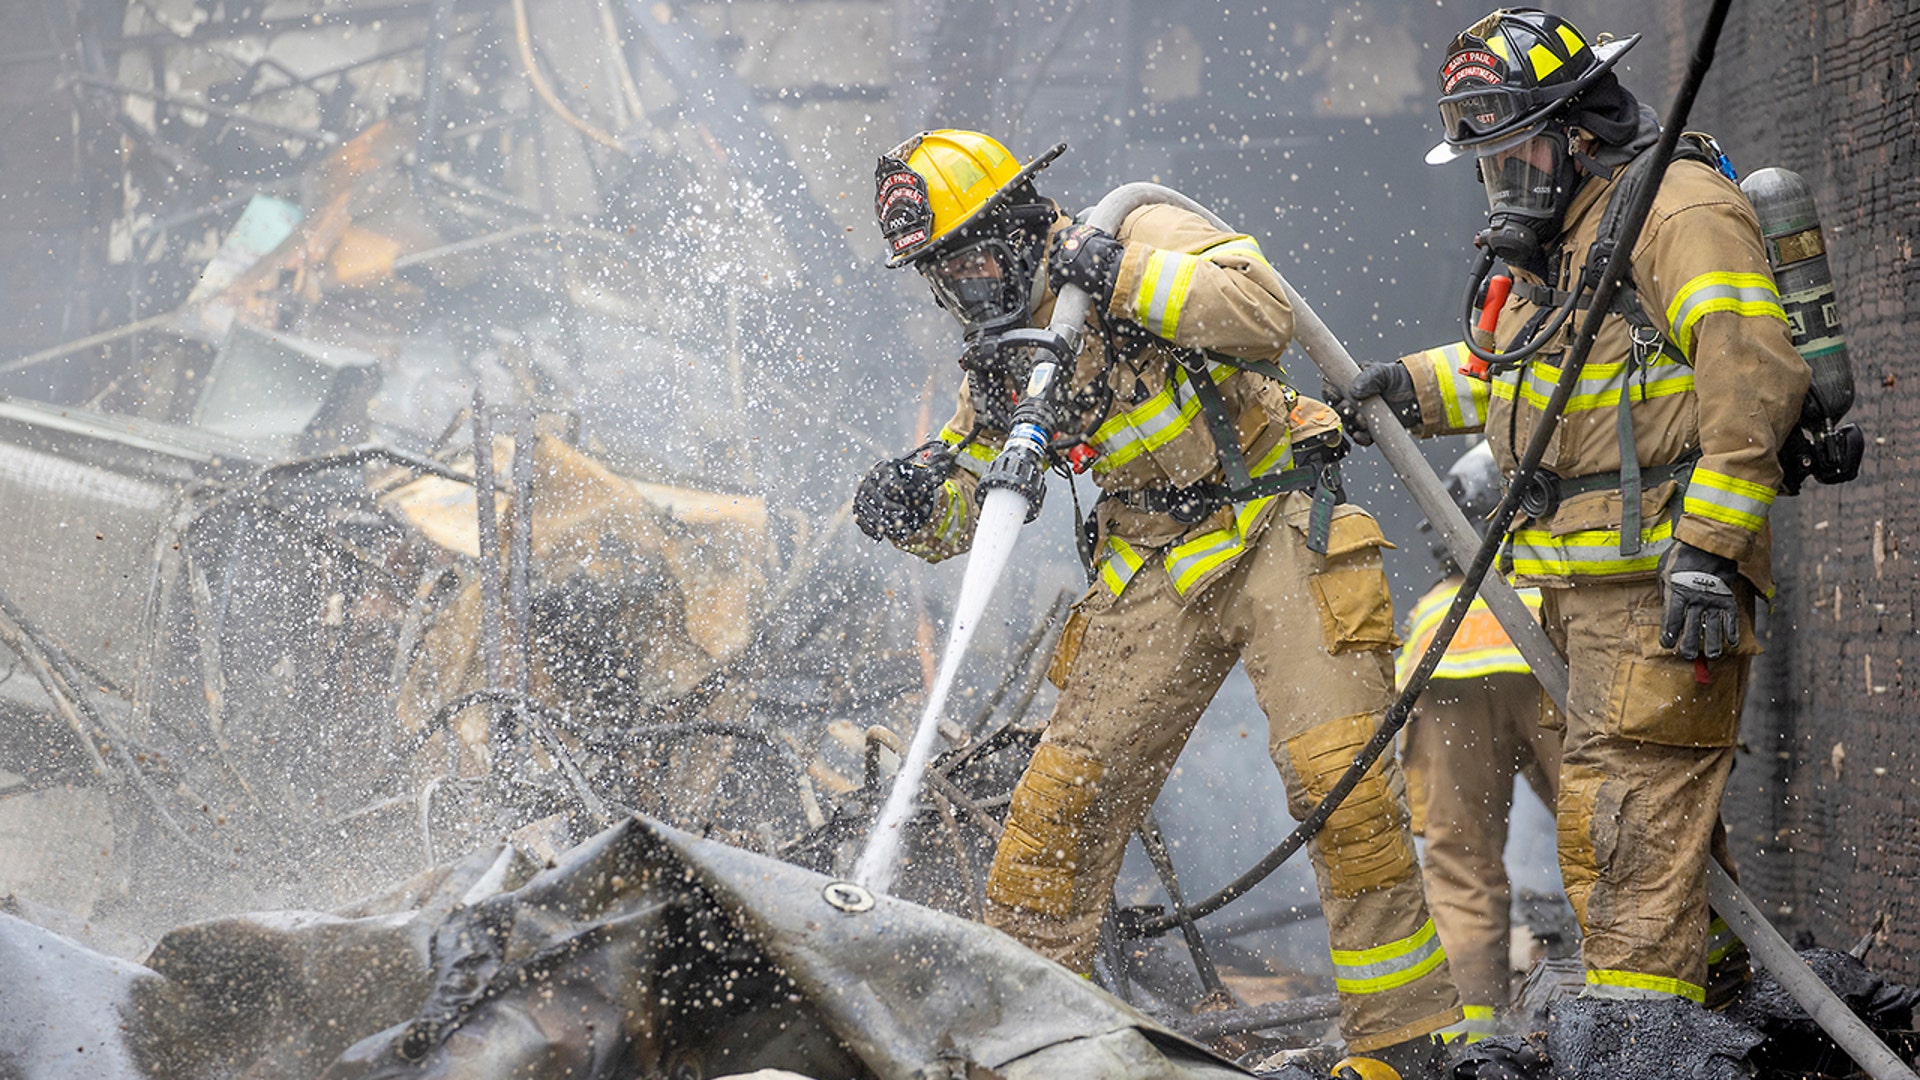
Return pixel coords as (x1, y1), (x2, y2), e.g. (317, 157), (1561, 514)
(1740, 167), (1853, 423)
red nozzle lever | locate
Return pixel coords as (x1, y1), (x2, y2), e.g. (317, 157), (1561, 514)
(1463, 274), (1512, 379)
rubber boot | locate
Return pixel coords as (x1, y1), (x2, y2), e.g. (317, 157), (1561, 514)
(1338, 1033), (1449, 1080)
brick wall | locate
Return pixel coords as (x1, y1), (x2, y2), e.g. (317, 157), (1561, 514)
(1560, 0), (1920, 978)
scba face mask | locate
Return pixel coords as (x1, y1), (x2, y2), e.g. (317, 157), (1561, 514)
(917, 203), (1053, 339)
(1477, 128), (1582, 274)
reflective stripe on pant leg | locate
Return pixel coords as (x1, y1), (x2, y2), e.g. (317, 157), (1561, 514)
(1434, 1004), (1498, 1043)
(1331, 918), (1448, 994)
(1585, 968), (1706, 1003)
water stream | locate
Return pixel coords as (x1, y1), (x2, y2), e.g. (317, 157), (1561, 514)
(851, 486), (1031, 895)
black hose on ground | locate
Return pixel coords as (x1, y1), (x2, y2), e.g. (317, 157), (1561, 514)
(1133, 0), (1736, 937)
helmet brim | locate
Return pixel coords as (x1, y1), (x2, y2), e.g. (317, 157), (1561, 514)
(1425, 35), (1640, 167)
(887, 142), (1067, 268)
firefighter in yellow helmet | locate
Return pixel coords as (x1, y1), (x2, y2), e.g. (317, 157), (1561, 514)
(1397, 443), (1558, 1041)
(1332, 8), (1801, 1012)
(859, 129), (1460, 1070)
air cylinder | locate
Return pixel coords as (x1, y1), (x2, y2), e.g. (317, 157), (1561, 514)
(1741, 167), (1853, 422)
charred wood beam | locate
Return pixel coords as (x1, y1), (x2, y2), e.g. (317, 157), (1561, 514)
(414, 0), (459, 180)
(71, 74), (338, 146)
(470, 390), (510, 749)
(1161, 995), (1341, 1043)
(751, 84), (890, 102)
(106, 3), (442, 50)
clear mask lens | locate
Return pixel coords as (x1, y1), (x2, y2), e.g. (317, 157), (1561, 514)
(1479, 133), (1570, 217)
(922, 237), (1026, 327)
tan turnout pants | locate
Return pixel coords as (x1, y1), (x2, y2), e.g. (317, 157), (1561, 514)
(985, 498), (1461, 1052)
(1540, 580), (1753, 1004)
(1402, 670), (1561, 1014)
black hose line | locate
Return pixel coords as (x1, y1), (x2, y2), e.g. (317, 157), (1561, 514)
(1131, 0), (1734, 938)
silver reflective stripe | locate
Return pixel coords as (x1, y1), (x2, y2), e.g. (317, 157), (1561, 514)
(1330, 921), (1446, 993)
(1201, 236), (1271, 269)
(1136, 249), (1201, 338)
(1162, 531), (1239, 589)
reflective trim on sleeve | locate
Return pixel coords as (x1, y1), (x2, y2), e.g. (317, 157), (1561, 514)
(1160, 438), (1294, 596)
(1506, 518), (1674, 580)
(1330, 918), (1449, 995)
(1134, 248), (1204, 339)
(1435, 1004), (1498, 1044)
(1199, 234), (1273, 270)
(1088, 362), (1234, 474)
(1664, 271), (1788, 358)
(1584, 968), (1706, 1004)
(938, 426), (1000, 476)
(931, 479), (969, 546)
(1098, 535), (1146, 597)
(1489, 352), (1694, 414)
(1430, 343), (1492, 429)
(1684, 468), (1775, 534)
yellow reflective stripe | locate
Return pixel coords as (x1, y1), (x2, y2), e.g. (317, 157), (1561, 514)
(1395, 584), (1541, 682)
(1527, 43), (1563, 80)
(1089, 363), (1233, 473)
(1684, 468), (1775, 534)
(1099, 536), (1146, 596)
(1436, 1004), (1498, 1044)
(1507, 518), (1674, 578)
(1331, 919), (1449, 994)
(1488, 355), (1695, 414)
(1707, 917), (1743, 965)
(1585, 968), (1706, 1004)
(1664, 270), (1788, 358)
(1159, 437), (1295, 596)
(933, 480), (968, 545)
(938, 426), (999, 476)
(1135, 249), (1203, 339)
(1429, 344), (1490, 429)
(1199, 234), (1272, 270)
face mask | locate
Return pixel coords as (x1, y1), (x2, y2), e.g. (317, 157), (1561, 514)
(918, 202), (1052, 341)
(922, 237), (1028, 327)
(1477, 130), (1580, 272)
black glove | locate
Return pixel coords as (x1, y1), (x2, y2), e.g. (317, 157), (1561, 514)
(1326, 361), (1421, 446)
(854, 443), (952, 543)
(1660, 541), (1741, 660)
(1047, 222), (1125, 308)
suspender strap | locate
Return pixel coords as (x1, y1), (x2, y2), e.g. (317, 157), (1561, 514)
(1184, 351), (1340, 553)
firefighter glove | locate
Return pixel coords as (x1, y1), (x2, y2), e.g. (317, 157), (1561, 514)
(1047, 222), (1125, 308)
(855, 443), (951, 543)
(1660, 541), (1740, 660)
(1327, 361), (1421, 446)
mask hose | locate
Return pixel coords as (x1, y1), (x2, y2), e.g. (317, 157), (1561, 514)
(1458, 245), (1586, 368)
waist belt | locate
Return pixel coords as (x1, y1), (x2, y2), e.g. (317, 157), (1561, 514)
(1107, 449), (1345, 550)
(1515, 457), (1697, 554)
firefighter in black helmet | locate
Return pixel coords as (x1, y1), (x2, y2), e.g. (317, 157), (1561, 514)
(1334, 7), (1806, 1018)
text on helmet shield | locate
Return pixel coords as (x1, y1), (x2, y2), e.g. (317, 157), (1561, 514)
(1442, 50), (1504, 92)
(875, 156), (934, 254)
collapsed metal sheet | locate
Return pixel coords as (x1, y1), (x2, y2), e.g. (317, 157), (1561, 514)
(0, 817), (1254, 1080)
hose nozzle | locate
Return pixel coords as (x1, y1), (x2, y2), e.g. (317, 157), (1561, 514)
(979, 394), (1054, 523)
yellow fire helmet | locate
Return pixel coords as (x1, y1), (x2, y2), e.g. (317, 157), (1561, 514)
(875, 129), (1065, 267)
(1330, 1057), (1403, 1080)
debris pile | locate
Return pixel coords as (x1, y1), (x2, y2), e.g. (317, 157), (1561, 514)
(1, 816), (1254, 1080)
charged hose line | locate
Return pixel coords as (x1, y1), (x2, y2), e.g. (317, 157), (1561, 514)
(1136, 0), (1731, 936)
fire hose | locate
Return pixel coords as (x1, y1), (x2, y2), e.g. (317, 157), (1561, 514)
(1074, 3), (1913, 1076)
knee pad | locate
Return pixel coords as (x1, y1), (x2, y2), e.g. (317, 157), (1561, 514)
(986, 743), (1104, 917)
(1556, 764), (1625, 929)
(1285, 713), (1415, 897)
